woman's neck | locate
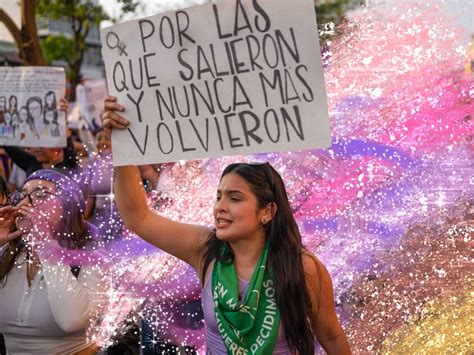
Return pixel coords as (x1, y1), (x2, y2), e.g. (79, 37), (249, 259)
(229, 236), (266, 278)
(26, 249), (41, 286)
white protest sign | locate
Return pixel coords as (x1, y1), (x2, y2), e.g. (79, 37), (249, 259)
(101, 0), (330, 166)
(0, 67), (67, 148)
(76, 79), (107, 134)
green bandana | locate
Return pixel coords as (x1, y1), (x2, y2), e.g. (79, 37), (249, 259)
(212, 242), (281, 354)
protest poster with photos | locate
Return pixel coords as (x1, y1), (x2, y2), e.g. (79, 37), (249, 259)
(101, 0), (330, 166)
(0, 67), (67, 148)
(76, 79), (107, 134)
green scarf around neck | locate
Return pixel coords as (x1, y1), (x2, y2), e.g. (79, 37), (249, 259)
(212, 241), (280, 354)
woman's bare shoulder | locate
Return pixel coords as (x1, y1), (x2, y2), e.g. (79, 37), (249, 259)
(302, 251), (332, 287)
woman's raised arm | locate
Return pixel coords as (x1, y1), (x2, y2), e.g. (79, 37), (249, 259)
(104, 96), (211, 269)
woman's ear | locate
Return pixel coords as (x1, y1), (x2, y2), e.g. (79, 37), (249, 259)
(269, 202), (277, 218)
(261, 202), (277, 225)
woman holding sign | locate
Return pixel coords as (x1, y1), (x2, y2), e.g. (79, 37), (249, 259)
(103, 96), (351, 354)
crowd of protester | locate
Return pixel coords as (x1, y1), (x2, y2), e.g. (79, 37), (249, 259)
(0, 95), (350, 354)
(0, 99), (168, 355)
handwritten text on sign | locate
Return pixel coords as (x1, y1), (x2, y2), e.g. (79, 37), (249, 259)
(101, 0), (330, 166)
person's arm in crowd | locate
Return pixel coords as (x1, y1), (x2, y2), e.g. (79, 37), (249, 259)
(3, 146), (39, 175)
(41, 263), (107, 333)
(62, 133), (79, 169)
(113, 165), (210, 269)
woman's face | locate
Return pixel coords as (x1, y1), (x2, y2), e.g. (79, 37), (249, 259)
(19, 108), (27, 121)
(9, 96), (17, 108)
(27, 100), (42, 119)
(15, 180), (62, 235)
(96, 130), (112, 154)
(213, 172), (267, 242)
(45, 93), (54, 106)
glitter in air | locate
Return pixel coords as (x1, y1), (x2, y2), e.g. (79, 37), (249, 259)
(13, 0), (473, 352)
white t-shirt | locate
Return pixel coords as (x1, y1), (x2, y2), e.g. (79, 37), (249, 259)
(0, 251), (106, 354)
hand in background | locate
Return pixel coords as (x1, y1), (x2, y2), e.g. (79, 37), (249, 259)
(59, 98), (69, 113)
(0, 206), (22, 246)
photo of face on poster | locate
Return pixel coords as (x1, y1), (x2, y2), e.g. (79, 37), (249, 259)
(0, 67), (67, 148)
(76, 79), (107, 135)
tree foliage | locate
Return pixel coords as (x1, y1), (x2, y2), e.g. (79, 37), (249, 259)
(0, 0), (45, 65)
(116, 0), (140, 20)
(40, 34), (75, 64)
(36, 0), (136, 100)
(315, 0), (362, 43)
